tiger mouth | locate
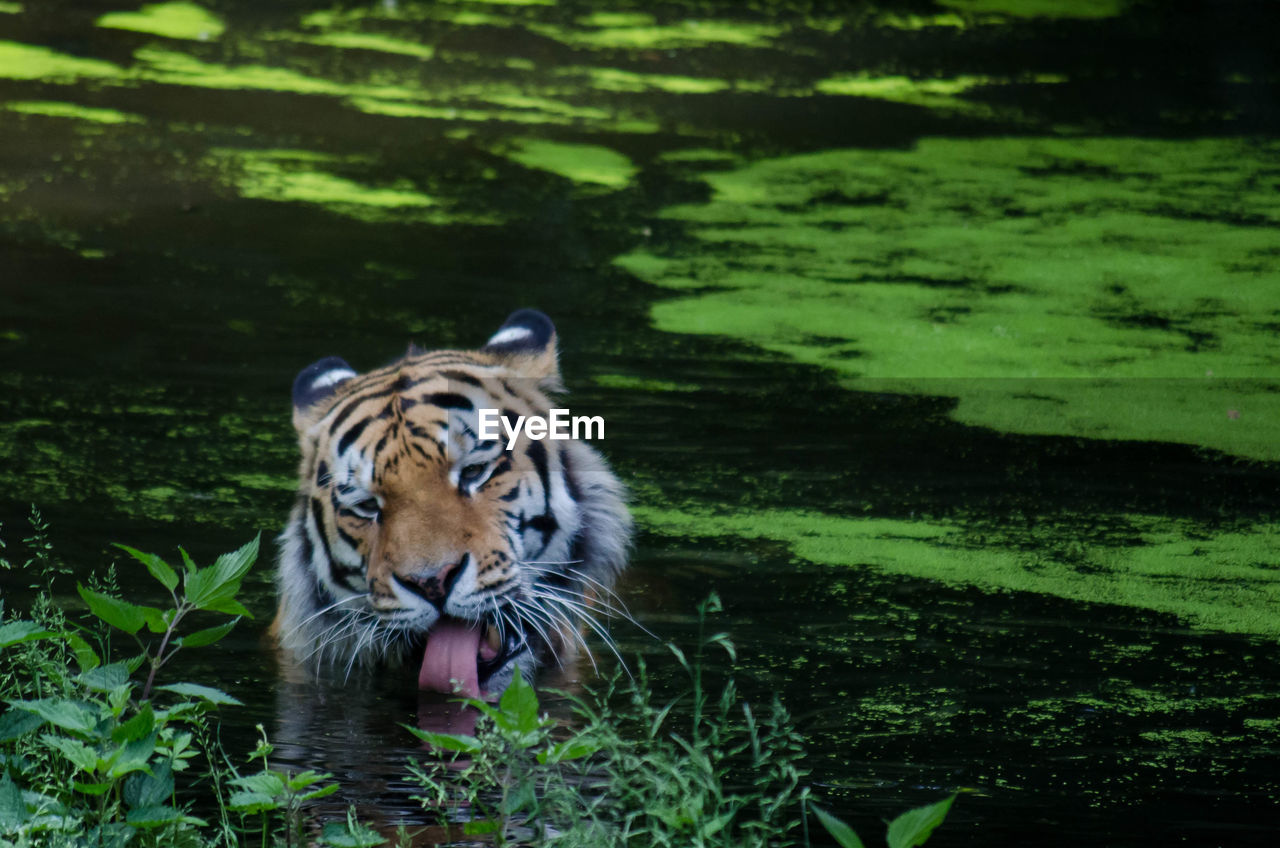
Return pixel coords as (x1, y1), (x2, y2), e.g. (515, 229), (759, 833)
(414, 616), (528, 699)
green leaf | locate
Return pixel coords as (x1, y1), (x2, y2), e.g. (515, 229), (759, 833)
(0, 708), (44, 742)
(0, 772), (28, 832)
(497, 665), (540, 735)
(185, 535), (258, 616)
(699, 809), (737, 839)
(229, 772), (285, 797)
(300, 782), (341, 802)
(403, 726), (483, 754)
(0, 620), (54, 649)
(813, 805), (866, 848)
(126, 804), (182, 828)
(73, 780), (115, 796)
(886, 795), (956, 848)
(125, 760), (173, 810)
(141, 606), (170, 634)
(114, 544), (178, 593)
(283, 770), (331, 792)
(154, 682), (243, 706)
(179, 547), (198, 576)
(14, 698), (101, 736)
(65, 630), (101, 671)
(77, 584), (147, 635)
(227, 791), (280, 814)
(537, 736), (601, 764)
(40, 734), (98, 773)
(112, 703), (155, 744)
(462, 820), (502, 836)
(107, 731), (157, 778)
(175, 618), (238, 648)
(319, 819), (388, 847)
(75, 662), (131, 693)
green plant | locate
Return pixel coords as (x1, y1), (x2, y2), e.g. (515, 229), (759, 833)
(406, 594), (958, 848)
(0, 526), (376, 848)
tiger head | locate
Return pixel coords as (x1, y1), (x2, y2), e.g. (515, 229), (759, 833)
(273, 310), (631, 698)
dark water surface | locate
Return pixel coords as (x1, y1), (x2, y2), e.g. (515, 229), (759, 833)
(3, 1), (1280, 845)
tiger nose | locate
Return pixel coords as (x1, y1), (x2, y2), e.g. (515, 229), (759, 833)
(392, 555), (467, 610)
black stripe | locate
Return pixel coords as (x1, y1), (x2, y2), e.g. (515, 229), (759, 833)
(560, 447), (581, 502)
(440, 370), (483, 388)
(336, 416), (371, 456)
(309, 497), (335, 571)
(427, 392), (473, 410)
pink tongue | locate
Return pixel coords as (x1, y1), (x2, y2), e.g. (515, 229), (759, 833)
(419, 620), (483, 699)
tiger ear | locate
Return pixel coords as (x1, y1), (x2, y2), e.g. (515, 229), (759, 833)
(292, 356), (356, 431)
(481, 309), (562, 390)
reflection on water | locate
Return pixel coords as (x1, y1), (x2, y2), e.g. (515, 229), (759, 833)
(2, 0), (1279, 845)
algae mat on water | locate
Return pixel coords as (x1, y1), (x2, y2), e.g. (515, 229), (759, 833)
(621, 137), (1280, 462)
(636, 506), (1280, 638)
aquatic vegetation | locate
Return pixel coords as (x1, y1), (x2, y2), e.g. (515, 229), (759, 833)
(503, 138), (638, 188)
(635, 505), (1280, 638)
(0, 41), (123, 81)
(937, 0), (1131, 19)
(97, 2), (225, 41)
(618, 137), (1280, 461)
(209, 148), (436, 215)
(4, 100), (144, 124)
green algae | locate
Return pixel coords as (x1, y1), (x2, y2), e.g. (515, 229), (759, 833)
(636, 505), (1280, 638)
(211, 148), (435, 214)
(569, 66), (731, 95)
(541, 19), (783, 50)
(619, 136), (1280, 461)
(937, 0), (1130, 19)
(5, 100), (143, 124)
(592, 374), (699, 393)
(813, 72), (1065, 119)
(97, 2), (225, 41)
(504, 139), (637, 188)
(0, 41), (123, 81)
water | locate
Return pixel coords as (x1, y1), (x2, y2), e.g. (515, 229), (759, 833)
(2, 1), (1279, 845)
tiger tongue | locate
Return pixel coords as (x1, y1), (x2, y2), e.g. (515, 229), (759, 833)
(418, 620), (483, 699)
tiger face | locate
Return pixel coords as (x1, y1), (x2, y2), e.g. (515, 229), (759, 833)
(273, 310), (631, 698)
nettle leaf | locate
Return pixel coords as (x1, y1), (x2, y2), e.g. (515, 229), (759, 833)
(126, 804), (181, 828)
(77, 584), (147, 635)
(107, 731), (158, 779)
(40, 734), (98, 773)
(155, 683), (243, 706)
(0, 772), (29, 832)
(14, 698), (101, 737)
(537, 736), (601, 765)
(403, 726), (483, 754)
(0, 620), (54, 649)
(0, 708), (45, 742)
(73, 780), (115, 796)
(65, 631), (101, 672)
(496, 666), (541, 735)
(141, 607), (170, 635)
(125, 760), (174, 810)
(885, 795), (956, 848)
(185, 536), (258, 616)
(229, 772), (286, 797)
(228, 791), (280, 814)
(114, 544), (178, 594)
(175, 618), (238, 649)
(112, 703), (155, 745)
(75, 662), (131, 694)
(812, 805), (866, 848)
(319, 819), (387, 847)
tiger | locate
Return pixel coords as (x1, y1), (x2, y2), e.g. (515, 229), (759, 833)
(272, 309), (631, 698)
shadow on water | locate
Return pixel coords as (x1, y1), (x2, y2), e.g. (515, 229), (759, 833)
(3, 0), (1280, 845)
